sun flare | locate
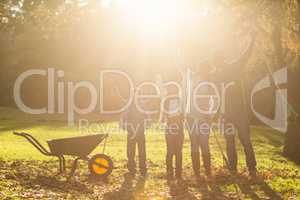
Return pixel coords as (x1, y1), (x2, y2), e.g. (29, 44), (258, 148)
(102, 0), (210, 36)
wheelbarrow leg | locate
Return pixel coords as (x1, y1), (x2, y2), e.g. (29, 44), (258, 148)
(62, 156), (66, 172)
(58, 156), (65, 175)
(68, 157), (80, 179)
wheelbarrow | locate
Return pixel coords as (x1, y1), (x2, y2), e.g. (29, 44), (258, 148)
(13, 132), (113, 179)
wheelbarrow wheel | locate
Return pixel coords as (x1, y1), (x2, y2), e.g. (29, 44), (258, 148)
(88, 154), (113, 178)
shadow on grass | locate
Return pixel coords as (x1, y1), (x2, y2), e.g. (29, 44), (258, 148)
(184, 170), (283, 200)
(31, 176), (92, 193)
(202, 181), (231, 200)
(168, 179), (198, 200)
(103, 172), (146, 200)
(216, 174), (283, 200)
(185, 177), (231, 200)
(236, 176), (283, 200)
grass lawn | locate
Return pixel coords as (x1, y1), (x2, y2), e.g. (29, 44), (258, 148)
(0, 107), (299, 199)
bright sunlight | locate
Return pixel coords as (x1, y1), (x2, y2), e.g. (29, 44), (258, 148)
(102, 0), (211, 36)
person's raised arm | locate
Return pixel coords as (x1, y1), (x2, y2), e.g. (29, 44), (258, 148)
(228, 31), (256, 70)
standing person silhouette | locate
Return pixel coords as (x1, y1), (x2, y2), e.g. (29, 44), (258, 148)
(156, 74), (185, 181)
(122, 77), (148, 177)
(164, 45), (214, 180)
(212, 31), (257, 177)
(164, 87), (185, 181)
(185, 63), (214, 179)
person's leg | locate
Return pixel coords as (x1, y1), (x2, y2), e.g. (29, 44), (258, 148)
(235, 119), (257, 173)
(175, 134), (184, 179)
(174, 119), (184, 179)
(222, 116), (238, 172)
(199, 133), (211, 176)
(165, 134), (174, 178)
(187, 118), (201, 176)
(127, 133), (137, 174)
(198, 119), (211, 176)
(137, 127), (147, 175)
(224, 132), (238, 172)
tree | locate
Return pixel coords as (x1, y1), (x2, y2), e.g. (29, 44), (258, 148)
(283, 0), (300, 164)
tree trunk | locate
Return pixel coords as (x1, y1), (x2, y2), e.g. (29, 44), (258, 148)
(283, 0), (300, 163)
(271, 0), (284, 71)
(283, 67), (300, 164)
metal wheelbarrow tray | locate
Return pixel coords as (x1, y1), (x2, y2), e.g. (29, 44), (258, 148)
(13, 132), (113, 179)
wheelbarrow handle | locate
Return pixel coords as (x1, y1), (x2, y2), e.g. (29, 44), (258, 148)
(13, 132), (25, 136)
(13, 132), (52, 156)
(13, 132), (32, 137)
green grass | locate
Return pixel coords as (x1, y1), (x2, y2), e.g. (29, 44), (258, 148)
(0, 107), (299, 199)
